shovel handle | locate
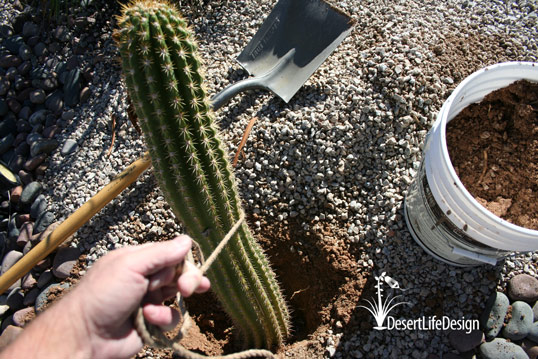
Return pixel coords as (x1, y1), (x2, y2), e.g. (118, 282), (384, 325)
(0, 78), (265, 294)
(211, 77), (272, 110)
(0, 153), (152, 295)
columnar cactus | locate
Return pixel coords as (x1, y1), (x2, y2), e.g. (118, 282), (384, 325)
(116, 0), (290, 349)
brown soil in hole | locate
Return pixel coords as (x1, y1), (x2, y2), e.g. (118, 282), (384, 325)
(446, 79), (538, 230)
(181, 218), (367, 358)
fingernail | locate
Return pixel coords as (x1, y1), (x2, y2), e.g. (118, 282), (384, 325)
(175, 235), (192, 247)
(148, 277), (162, 291)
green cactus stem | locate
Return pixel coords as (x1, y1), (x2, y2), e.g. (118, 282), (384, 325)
(116, 0), (290, 349)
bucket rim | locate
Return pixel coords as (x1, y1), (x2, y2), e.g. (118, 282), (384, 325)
(437, 61), (538, 237)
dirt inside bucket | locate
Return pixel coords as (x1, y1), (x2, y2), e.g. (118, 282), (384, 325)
(446, 79), (538, 230)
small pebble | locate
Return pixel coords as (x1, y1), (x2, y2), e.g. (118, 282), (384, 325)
(16, 222), (33, 248)
(1, 251), (23, 275)
(6, 287), (24, 312)
(22, 287), (40, 307)
(30, 194), (48, 219)
(12, 307), (35, 327)
(33, 211), (55, 234)
(509, 274), (538, 303)
(35, 282), (69, 313)
(52, 247), (80, 279)
(522, 339), (538, 359)
(61, 139), (78, 155)
(29, 89), (46, 104)
(21, 272), (36, 290)
(36, 270), (54, 289)
(503, 301), (534, 340)
(448, 329), (484, 353)
(479, 338), (529, 359)
(19, 181), (43, 206)
(481, 292), (510, 339)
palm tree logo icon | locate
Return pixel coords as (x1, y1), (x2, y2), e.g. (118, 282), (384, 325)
(358, 272), (410, 330)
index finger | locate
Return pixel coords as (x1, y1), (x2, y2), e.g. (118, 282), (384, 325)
(126, 235), (192, 276)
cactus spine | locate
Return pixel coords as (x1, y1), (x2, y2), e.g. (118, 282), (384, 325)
(116, 0), (290, 349)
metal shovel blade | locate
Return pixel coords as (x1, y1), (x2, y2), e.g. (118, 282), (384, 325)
(211, 0), (354, 109)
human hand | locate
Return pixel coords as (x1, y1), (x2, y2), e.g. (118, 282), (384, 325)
(61, 235), (210, 358)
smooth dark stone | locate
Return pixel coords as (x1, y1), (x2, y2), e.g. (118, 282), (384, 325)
(20, 181), (42, 206)
(0, 54), (22, 69)
(1, 250), (23, 275)
(43, 125), (59, 138)
(30, 194), (47, 220)
(18, 106), (31, 120)
(16, 119), (31, 133)
(36, 270), (53, 289)
(61, 139), (78, 155)
(508, 274), (538, 303)
(22, 287), (39, 307)
(15, 87), (32, 103)
(5, 67), (18, 81)
(79, 86), (90, 103)
(30, 139), (58, 157)
(7, 98), (21, 114)
(29, 89), (46, 104)
(17, 170), (32, 185)
(1, 149), (15, 164)
(44, 114), (56, 128)
(480, 338), (529, 359)
(23, 153), (46, 172)
(0, 79), (10, 96)
(25, 133), (42, 146)
(7, 216), (19, 243)
(0, 24), (13, 38)
(63, 68), (81, 107)
(503, 301), (534, 341)
(53, 26), (69, 42)
(26, 35), (39, 48)
(0, 134), (14, 155)
(35, 282), (69, 313)
(0, 98), (8, 116)
(33, 42), (47, 57)
(52, 247), (80, 279)
(481, 291), (510, 339)
(0, 114), (17, 135)
(34, 211), (55, 234)
(28, 109), (48, 126)
(22, 22), (38, 38)
(17, 60), (31, 76)
(8, 154), (25, 173)
(13, 132), (26, 147)
(45, 90), (63, 114)
(6, 287), (23, 311)
(14, 78), (31, 91)
(3, 35), (24, 54)
(18, 44), (31, 61)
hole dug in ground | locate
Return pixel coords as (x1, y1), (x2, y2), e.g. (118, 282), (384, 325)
(181, 218), (369, 358)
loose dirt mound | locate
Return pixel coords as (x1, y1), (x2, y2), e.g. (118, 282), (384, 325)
(181, 218), (368, 357)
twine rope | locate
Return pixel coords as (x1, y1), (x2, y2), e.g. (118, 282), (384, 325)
(134, 213), (275, 359)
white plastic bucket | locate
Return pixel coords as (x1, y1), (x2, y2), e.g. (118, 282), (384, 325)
(404, 62), (538, 266)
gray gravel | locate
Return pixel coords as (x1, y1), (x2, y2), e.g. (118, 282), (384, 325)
(4, 0), (537, 357)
